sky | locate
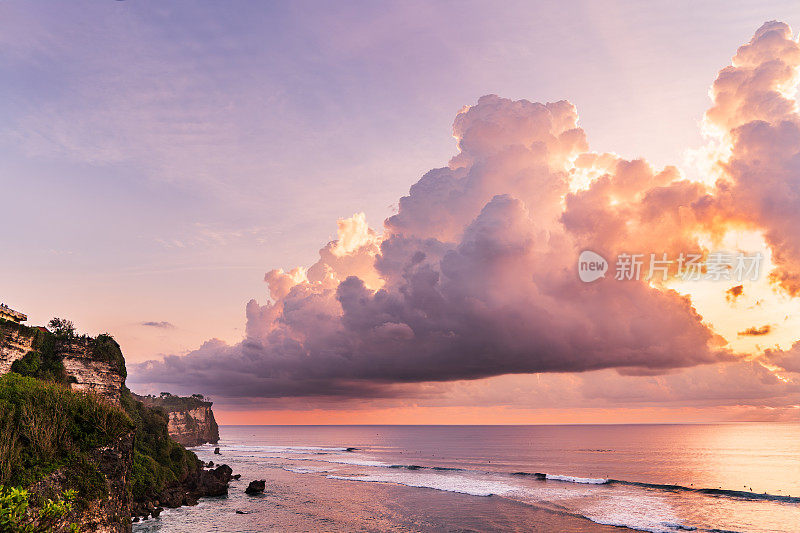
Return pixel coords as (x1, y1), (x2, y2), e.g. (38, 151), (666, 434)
(2, 1), (800, 424)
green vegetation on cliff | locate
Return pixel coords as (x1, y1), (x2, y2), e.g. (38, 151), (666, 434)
(0, 486), (80, 532)
(120, 389), (198, 500)
(0, 319), (205, 528)
(137, 392), (212, 413)
(6, 319), (126, 383)
(0, 373), (132, 504)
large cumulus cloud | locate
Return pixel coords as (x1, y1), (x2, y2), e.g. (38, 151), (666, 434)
(131, 22), (800, 403)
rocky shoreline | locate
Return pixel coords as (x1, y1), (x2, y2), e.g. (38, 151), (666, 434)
(131, 462), (234, 521)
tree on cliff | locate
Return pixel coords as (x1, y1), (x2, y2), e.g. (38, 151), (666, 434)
(46, 319), (74, 339)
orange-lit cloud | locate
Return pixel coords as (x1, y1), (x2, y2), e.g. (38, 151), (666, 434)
(726, 284), (744, 302)
(739, 325), (772, 336)
(131, 22), (800, 417)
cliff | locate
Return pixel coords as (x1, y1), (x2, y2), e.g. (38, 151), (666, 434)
(134, 393), (220, 447)
(0, 319), (125, 403)
(0, 318), (231, 531)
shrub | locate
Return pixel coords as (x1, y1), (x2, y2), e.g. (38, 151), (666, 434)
(0, 485), (80, 532)
(89, 335), (126, 380)
(10, 351), (67, 385)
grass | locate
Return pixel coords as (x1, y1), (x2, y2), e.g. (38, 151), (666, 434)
(0, 373), (132, 504)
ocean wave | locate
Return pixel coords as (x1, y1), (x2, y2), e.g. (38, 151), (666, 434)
(325, 473), (514, 497)
(216, 444), (352, 454)
(609, 480), (800, 504)
(221, 445), (798, 506)
(262, 453), (763, 533)
(282, 466), (329, 474)
(546, 474), (609, 485)
(510, 471), (609, 484)
(324, 471), (692, 533)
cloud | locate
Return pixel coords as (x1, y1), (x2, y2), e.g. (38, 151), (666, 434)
(131, 95), (725, 398)
(701, 21), (800, 295)
(765, 342), (800, 373)
(131, 22), (800, 406)
(726, 284), (744, 302)
(738, 325), (772, 336)
(141, 321), (175, 329)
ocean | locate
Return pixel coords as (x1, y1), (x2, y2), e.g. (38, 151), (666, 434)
(133, 424), (800, 532)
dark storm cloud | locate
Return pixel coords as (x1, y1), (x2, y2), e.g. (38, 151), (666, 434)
(130, 23), (800, 401)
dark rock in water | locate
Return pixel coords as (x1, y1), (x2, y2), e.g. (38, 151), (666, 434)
(206, 460), (214, 468)
(245, 480), (266, 495)
(232, 474), (241, 480)
(199, 464), (233, 497)
(345, 447), (358, 452)
(235, 510), (249, 514)
(132, 516), (139, 523)
(152, 507), (164, 518)
(214, 447), (221, 454)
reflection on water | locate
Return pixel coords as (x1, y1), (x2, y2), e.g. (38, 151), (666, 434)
(135, 424), (800, 533)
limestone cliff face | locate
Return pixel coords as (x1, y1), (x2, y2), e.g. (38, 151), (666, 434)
(167, 406), (220, 447)
(0, 322), (34, 375)
(0, 321), (125, 403)
(135, 394), (220, 447)
(60, 339), (126, 403)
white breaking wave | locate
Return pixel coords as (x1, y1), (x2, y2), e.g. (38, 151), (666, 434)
(326, 472), (518, 498)
(282, 466), (329, 474)
(323, 467), (689, 533)
(546, 474), (609, 485)
(215, 445), (351, 453)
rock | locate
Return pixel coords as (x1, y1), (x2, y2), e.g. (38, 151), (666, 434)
(232, 474), (241, 480)
(152, 507), (164, 518)
(214, 447), (221, 454)
(196, 464), (233, 497)
(245, 480), (266, 495)
(206, 460), (214, 468)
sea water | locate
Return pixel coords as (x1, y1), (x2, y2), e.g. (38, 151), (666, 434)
(133, 424), (800, 532)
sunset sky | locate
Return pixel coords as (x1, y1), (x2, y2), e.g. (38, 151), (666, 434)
(3, 1), (800, 423)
